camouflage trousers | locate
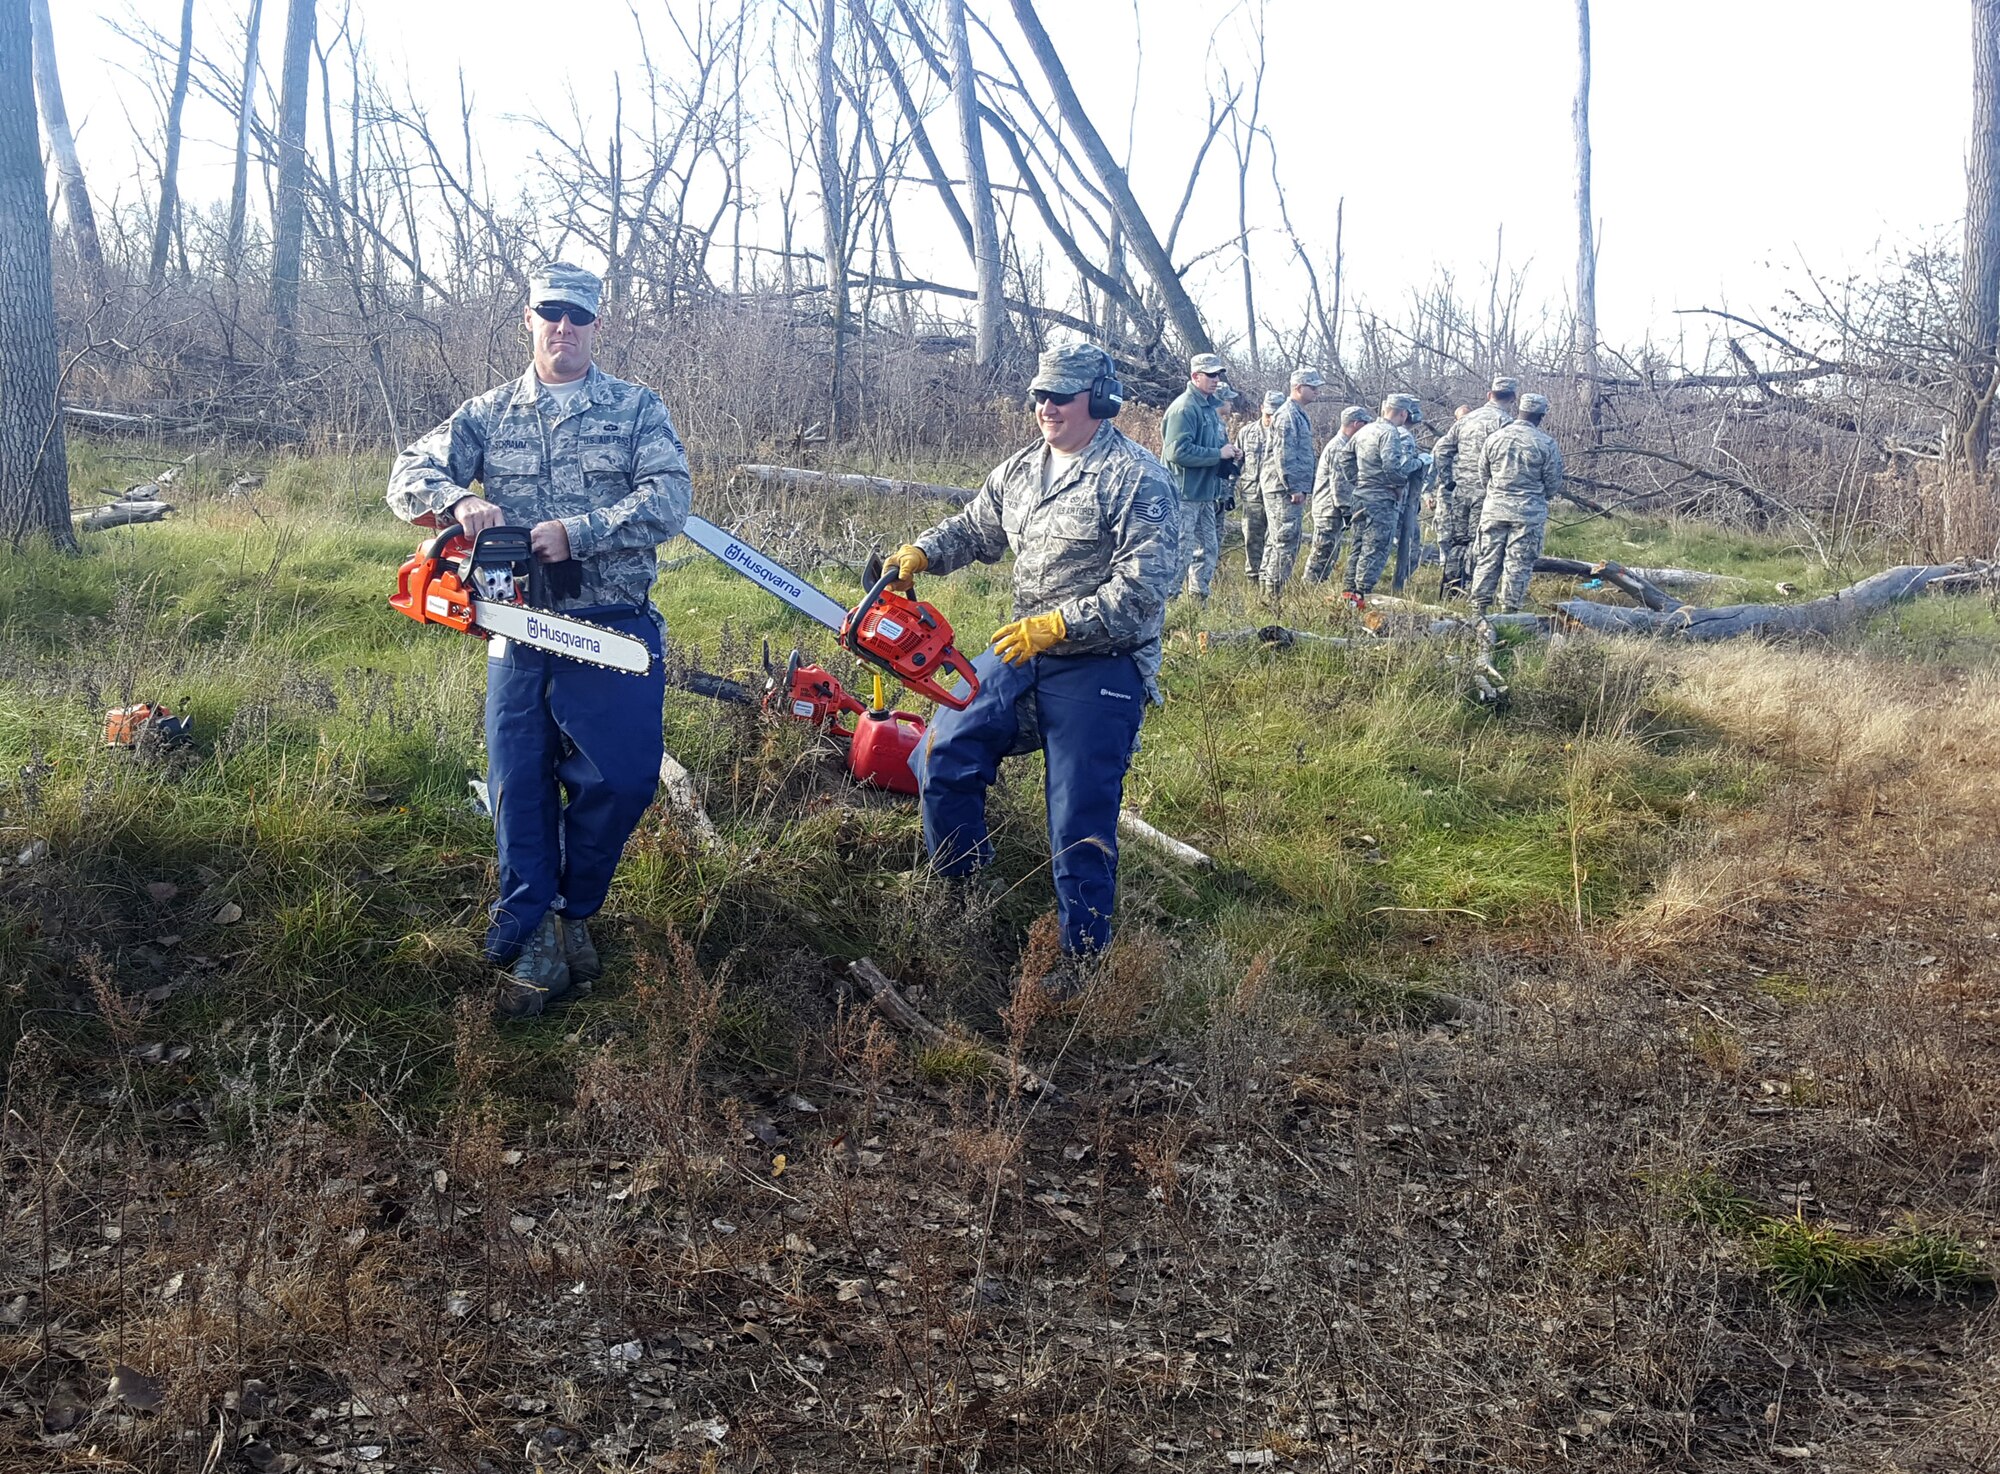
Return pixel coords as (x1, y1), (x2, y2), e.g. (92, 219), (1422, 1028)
(1257, 487), (1304, 594)
(1438, 489), (1485, 595)
(1303, 486), (1350, 583)
(1469, 499), (1549, 613)
(1341, 490), (1403, 596)
(1241, 495), (1267, 579)
(1179, 499), (1221, 598)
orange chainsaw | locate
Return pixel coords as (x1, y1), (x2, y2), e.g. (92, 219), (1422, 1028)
(389, 523), (653, 674)
(682, 516), (978, 712)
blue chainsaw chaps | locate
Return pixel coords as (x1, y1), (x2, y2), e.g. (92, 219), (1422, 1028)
(482, 606), (665, 963)
(914, 648), (1146, 956)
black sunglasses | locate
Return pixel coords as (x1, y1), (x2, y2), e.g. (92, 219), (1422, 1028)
(1031, 388), (1080, 407)
(533, 302), (597, 326)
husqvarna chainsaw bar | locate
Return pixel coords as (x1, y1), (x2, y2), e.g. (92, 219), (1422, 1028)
(683, 516), (978, 711)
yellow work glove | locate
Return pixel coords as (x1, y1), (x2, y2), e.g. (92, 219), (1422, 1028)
(991, 610), (1067, 666)
(884, 543), (928, 590)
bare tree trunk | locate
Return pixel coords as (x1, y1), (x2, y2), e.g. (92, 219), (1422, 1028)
(1959, 0), (2000, 477)
(147, 0), (195, 289)
(815, 0), (848, 439)
(1004, 0), (1211, 354)
(946, 0), (1006, 365)
(226, 0), (263, 272)
(28, 0), (107, 302)
(272, 0), (316, 367)
(0, 0), (74, 551)
(1572, 0), (1601, 443)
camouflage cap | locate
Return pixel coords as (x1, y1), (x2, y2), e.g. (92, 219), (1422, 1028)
(1290, 367), (1326, 389)
(528, 261), (603, 316)
(1262, 390), (1287, 412)
(1340, 404), (1371, 425)
(1218, 384), (1240, 401)
(1519, 392), (1551, 415)
(1190, 352), (1229, 376)
(1490, 375), (1519, 396)
(1030, 341), (1114, 396)
(1382, 392), (1421, 419)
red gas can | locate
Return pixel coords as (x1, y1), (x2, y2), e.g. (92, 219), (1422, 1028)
(847, 708), (924, 796)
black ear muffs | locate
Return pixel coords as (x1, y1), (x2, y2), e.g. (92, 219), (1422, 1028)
(1087, 373), (1124, 420)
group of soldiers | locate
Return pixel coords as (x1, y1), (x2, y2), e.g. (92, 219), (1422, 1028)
(1162, 356), (1566, 615)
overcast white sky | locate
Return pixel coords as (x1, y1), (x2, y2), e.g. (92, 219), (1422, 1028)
(44, 0), (1974, 353)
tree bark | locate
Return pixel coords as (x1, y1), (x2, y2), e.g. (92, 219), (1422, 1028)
(226, 0), (264, 273)
(0, 0), (75, 550)
(271, 0), (316, 367)
(28, 0), (107, 302)
(1003, 0), (1211, 354)
(814, 0), (848, 439)
(1572, 0), (1601, 444)
(148, 0), (195, 290)
(1958, 0), (2000, 476)
(947, 0), (1007, 366)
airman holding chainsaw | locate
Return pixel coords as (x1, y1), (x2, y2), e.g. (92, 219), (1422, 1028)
(884, 343), (1180, 990)
(386, 262), (692, 1019)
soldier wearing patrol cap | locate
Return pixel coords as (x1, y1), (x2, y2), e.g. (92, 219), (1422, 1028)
(1470, 391), (1565, 615)
(1257, 368), (1323, 595)
(387, 262), (692, 1020)
(1335, 392), (1424, 602)
(1304, 404), (1371, 583)
(1429, 375), (1519, 598)
(881, 344), (1180, 990)
(1161, 351), (1241, 600)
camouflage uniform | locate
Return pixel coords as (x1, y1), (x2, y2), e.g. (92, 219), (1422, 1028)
(1337, 404), (1423, 596)
(911, 347), (1180, 958)
(1470, 402), (1564, 613)
(1258, 396), (1316, 593)
(1429, 388), (1516, 596)
(1236, 418), (1271, 578)
(914, 418), (1181, 701)
(387, 365), (691, 610)
(385, 262), (692, 1007)
(1303, 416), (1364, 583)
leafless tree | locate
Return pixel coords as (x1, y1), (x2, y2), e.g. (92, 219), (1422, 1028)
(1004, 0), (1213, 355)
(1572, 0), (1601, 443)
(28, 0), (107, 303)
(272, 0), (316, 366)
(0, 0), (73, 550)
(1958, 0), (2000, 476)
(947, 0), (1007, 365)
(147, 0), (196, 289)
(227, 0), (265, 273)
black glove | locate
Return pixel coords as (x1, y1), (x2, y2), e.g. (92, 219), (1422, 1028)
(1219, 494), (1236, 513)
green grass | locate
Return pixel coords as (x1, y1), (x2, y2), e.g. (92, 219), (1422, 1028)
(0, 440), (1938, 1120)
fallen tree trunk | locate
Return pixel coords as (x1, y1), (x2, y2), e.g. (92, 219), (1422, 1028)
(75, 500), (173, 530)
(849, 957), (1059, 1097)
(1556, 563), (1988, 640)
(1533, 557), (1683, 612)
(732, 464), (976, 506)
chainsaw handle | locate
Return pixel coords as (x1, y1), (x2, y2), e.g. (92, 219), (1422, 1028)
(422, 520), (469, 562)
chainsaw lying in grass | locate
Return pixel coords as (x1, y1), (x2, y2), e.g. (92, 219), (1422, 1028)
(390, 515), (981, 795)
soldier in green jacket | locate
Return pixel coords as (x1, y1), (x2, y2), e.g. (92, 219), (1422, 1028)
(1160, 352), (1240, 600)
